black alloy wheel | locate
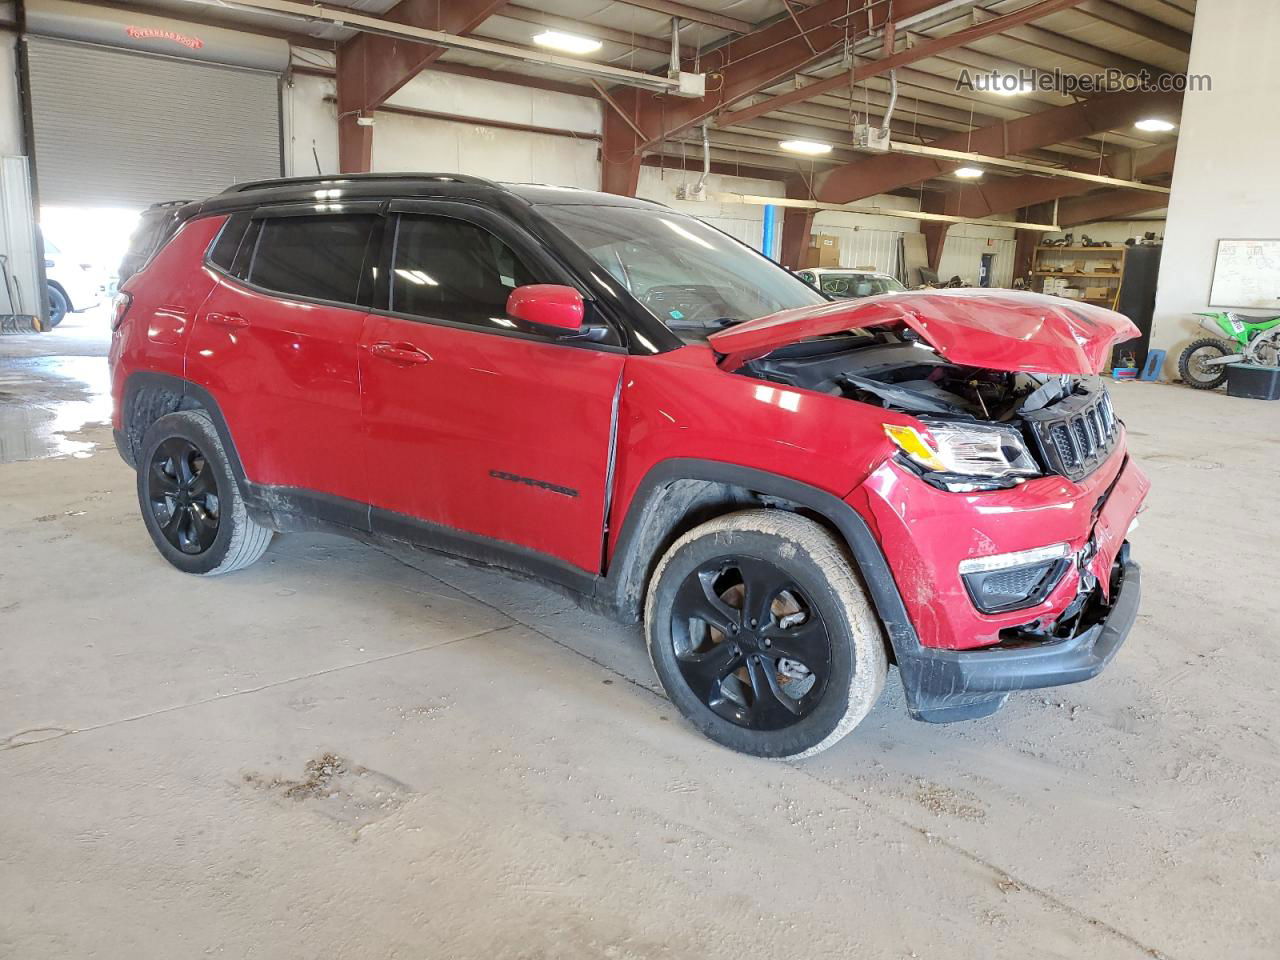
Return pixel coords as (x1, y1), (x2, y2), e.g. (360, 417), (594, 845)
(147, 437), (221, 554)
(669, 556), (832, 731)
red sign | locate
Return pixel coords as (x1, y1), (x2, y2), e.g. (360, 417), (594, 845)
(126, 25), (204, 50)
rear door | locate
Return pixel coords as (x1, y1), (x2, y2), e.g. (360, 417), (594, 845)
(186, 204), (381, 510)
(359, 202), (626, 573)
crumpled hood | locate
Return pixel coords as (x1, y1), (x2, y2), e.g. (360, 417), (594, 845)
(710, 289), (1140, 375)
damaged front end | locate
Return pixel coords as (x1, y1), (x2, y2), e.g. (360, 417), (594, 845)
(710, 291), (1149, 721)
(736, 331), (1117, 494)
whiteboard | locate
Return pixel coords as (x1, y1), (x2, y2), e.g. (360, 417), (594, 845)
(1209, 239), (1280, 309)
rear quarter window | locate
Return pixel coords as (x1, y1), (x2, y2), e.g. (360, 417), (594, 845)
(208, 214), (251, 271)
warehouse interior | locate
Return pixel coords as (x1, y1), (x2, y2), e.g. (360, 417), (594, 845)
(2, 0), (1278, 957)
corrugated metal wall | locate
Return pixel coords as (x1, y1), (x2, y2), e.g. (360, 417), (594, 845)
(937, 235), (1016, 287)
(811, 225), (905, 275)
(26, 38), (281, 207)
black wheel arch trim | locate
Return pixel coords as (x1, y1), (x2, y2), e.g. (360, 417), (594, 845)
(117, 373), (249, 484)
(602, 458), (926, 662)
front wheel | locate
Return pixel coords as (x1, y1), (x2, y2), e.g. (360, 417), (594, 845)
(644, 510), (887, 759)
(1178, 338), (1234, 389)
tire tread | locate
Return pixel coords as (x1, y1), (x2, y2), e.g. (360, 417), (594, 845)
(645, 508), (888, 760)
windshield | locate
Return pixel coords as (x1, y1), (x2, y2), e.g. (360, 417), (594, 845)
(817, 273), (905, 298)
(537, 203), (825, 337)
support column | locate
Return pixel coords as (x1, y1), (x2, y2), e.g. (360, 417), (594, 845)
(920, 193), (949, 273)
(778, 175), (817, 269)
(600, 87), (642, 196)
(779, 207), (816, 269)
(336, 38), (373, 173)
(1013, 202), (1055, 286)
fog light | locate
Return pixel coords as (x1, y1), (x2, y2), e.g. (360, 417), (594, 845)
(959, 543), (1070, 614)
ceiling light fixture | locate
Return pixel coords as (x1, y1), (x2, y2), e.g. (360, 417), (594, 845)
(991, 80), (1035, 96)
(954, 167), (984, 179)
(779, 139), (833, 155)
(1135, 118), (1176, 133)
(532, 30), (602, 55)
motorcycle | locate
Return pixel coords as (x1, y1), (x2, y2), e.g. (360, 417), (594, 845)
(1178, 310), (1280, 390)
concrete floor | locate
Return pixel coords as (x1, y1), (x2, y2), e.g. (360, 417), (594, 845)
(2, 319), (1278, 958)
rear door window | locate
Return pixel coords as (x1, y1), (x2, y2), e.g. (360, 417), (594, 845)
(245, 214), (378, 307)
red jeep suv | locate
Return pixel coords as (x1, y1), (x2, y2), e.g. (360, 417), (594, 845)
(110, 174), (1148, 758)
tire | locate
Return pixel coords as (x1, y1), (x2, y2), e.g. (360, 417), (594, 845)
(1178, 337), (1234, 390)
(136, 410), (272, 575)
(46, 283), (69, 328)
(644, 509), (888, 759)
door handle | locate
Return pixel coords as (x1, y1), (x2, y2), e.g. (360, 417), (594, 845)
(370, 341), (432, 365)
(206, 311), (249, 328)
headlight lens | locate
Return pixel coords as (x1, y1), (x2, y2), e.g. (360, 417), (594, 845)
(884, 420), (1041, 488)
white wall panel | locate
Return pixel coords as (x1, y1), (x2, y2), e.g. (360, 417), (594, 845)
(1153, 0), (1276, 369)
(371, 111), (599, 189)
(812, 196), (919, 275)
(938, 223), (1017, 288)
(637, 167), (782, 251)
(0, 38), (24, 157)
(284, 72), (338, 177)
(385, 70), (601, 136)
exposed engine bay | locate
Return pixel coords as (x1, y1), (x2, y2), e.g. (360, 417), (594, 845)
(739, 330), (1085, 422)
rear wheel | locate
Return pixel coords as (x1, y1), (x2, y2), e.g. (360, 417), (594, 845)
(1178, 338), (1234, 389)
(46, 283), (68, 328)
(136, 410), (272, 575)
(645, 510), (887, 759)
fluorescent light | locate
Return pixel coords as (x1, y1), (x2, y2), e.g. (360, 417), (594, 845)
(1135, 118), (1176, 133)
(395, 268), (438, 286)
(954, 167), (984, 179)
(779, 139), (832, 155)
(987, 74), (1036, 96)
(532, 30), (602, 55)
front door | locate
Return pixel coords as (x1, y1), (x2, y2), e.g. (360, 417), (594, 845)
(359, 206), (626, 573)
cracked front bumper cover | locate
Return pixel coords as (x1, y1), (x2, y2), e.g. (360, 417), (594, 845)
(897, 550), (1141, 723)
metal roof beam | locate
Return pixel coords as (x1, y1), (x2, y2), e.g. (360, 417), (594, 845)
(715, 0), (1089, 128)
(1074, 0), (1192, 54)
(932, 146), (1175, 218)
(816, 87), (1181, 202)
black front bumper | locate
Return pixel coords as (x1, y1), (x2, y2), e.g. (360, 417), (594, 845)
(897, 553), (1142, 723)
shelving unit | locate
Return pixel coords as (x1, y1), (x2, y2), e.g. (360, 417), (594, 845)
(1032, 245), (1127, 307)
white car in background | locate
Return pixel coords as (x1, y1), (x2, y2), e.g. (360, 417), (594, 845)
(44, 238), (107, 327)
(795, 268), (906, 299)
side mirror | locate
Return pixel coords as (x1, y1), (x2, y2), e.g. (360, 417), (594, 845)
(506, 284), (584, 332)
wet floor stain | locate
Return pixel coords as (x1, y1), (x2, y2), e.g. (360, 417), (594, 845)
(0, 354), (112, 463)
(243, 753), (414, 830)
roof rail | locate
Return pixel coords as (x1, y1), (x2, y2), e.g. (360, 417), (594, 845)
(221, 172), (500, 194)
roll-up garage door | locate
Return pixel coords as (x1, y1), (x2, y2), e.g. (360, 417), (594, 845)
(26, 38), (282, 207)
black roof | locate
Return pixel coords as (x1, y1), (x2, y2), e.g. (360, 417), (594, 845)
(185, 173), (662, 219)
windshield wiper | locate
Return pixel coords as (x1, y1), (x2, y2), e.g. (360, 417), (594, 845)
(667, 316), (739, 331)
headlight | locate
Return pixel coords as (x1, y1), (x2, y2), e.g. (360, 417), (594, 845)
(884, 420), (1041, 491)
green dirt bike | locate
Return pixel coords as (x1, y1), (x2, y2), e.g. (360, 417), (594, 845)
(1178, 310), (1280, 389)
